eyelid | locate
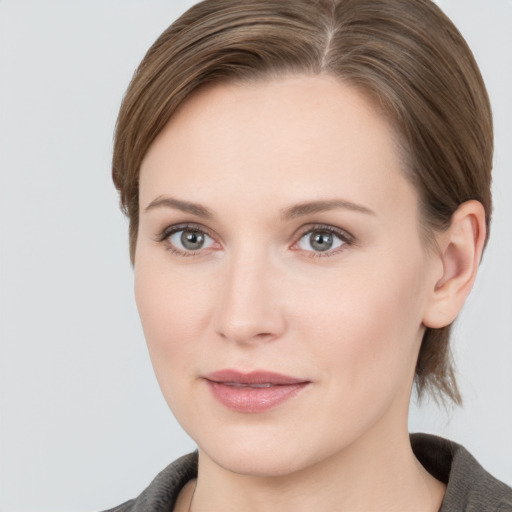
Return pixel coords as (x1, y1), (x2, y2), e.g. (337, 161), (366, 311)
(156, 222), (212, 242)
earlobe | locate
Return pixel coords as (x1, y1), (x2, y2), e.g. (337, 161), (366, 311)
(423, 200), (487, 329)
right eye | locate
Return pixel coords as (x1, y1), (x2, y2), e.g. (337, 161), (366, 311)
(168, 228), (215, 253)
(158, 224), (220, 256)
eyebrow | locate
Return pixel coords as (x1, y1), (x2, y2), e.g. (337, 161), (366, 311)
(144, 196), (213, 218)
(144, 196), (375, 220)
(280, 199), (376, 220)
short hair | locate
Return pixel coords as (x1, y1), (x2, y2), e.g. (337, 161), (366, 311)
(112, 0), (493, 405)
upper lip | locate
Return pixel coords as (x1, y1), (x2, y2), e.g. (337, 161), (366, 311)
(203, 369), (309, 386)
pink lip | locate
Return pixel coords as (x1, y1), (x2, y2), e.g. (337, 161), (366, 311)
(203, 370), (310, 413)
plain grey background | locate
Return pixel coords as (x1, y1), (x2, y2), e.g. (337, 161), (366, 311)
(0, 1), (511, 511)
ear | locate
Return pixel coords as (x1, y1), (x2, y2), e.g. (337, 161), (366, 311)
(423, 200), (487, 329)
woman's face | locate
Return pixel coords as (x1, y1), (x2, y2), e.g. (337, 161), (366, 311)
(135, 75), (440, 476)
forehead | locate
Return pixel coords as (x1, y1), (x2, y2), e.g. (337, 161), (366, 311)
(139, 74), (417, 218)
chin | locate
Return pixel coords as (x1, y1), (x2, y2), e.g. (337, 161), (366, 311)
(201, 442), (313, 478)
(193, 418), (350, 480)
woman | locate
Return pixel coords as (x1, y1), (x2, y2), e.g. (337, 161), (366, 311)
(106, 0), (512, 510)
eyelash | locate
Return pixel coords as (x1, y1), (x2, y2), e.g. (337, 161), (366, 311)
(155, 223), (355, 258)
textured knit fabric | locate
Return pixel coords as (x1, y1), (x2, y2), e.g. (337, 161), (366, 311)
(102, 452), (198, 512)
(101, 433), (512, 511)
(411, 434), (512, 511)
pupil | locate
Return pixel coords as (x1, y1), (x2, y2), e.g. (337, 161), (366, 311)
(181, 230), (204, 250)
(311, 232), (333, 251)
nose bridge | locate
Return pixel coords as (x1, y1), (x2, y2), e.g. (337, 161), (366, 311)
(215, 244), (284, 344)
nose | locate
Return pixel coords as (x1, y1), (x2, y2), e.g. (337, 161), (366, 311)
(214, 249), (286, 345)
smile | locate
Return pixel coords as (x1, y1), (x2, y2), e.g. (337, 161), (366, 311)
(203, 370), (311, 413)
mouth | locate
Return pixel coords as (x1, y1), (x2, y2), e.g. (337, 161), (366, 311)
(202, 370), (311, 413)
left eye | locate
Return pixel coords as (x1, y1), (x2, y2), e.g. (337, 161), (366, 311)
(169, 229), (215, 252)
(296, 229), (346, 253)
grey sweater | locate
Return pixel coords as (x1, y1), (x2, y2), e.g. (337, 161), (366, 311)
(102, 434), (512, 511)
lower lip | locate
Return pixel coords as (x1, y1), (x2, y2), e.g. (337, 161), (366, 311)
(205, 380), (309, 413)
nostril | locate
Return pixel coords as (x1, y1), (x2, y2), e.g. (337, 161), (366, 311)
(256, 332), (274, 340)
(218, 330), (277, 344)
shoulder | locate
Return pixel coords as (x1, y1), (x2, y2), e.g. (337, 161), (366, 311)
(99, 452), (198, 512)
(411, 433), (512, 512)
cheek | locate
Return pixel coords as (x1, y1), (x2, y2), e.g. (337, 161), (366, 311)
(295, 248), (428, 393)
(134, 252), (215, 379)
(134, 260), (217, 427)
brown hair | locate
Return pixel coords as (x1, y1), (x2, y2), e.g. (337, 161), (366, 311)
(112, 0), (493, 404)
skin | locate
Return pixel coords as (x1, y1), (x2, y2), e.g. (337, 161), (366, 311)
(135, 75), (484, 511)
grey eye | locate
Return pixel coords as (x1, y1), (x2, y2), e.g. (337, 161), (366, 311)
(298, 230), (344, 253)
(169, 229), (214, 251)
